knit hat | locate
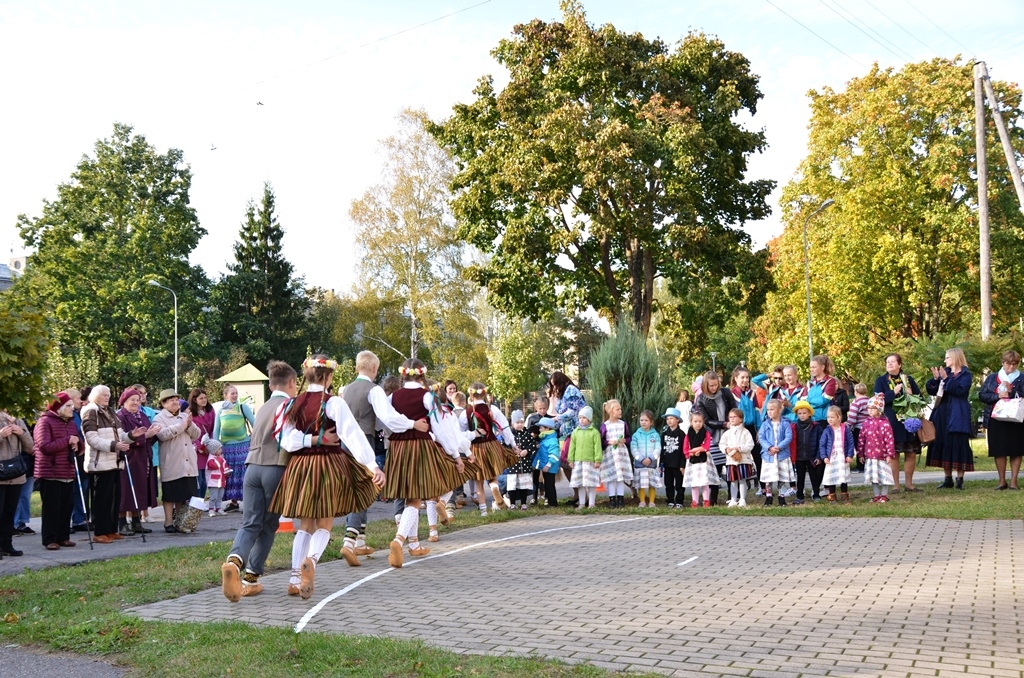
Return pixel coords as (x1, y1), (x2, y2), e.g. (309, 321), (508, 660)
(663, 407), (681, 420)
(511, 409), (524, 424)
(792, 400), (814, 414)
(537, 417), (557, 430)
(118, 388), (142, 408)
(205, 438), (223, 455)
(868, 393), (885, 411)
(578, 406), (594, 422)
(49, 391), (71, 412)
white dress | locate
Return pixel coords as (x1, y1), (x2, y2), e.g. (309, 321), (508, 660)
(822, 429), (851, 487)
(599, 420), (634, 485)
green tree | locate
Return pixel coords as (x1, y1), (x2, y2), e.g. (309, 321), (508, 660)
(18, 123), (211, 389)
(213, 182), (311, 367)
(430, 1), (774, 336)
(0, 275), (54, 418)
(45, 344), (100, 393)
(587, 320), (672, 426)
(754, 59), (1024, 374)
(349, 108), (489, 383)
(488, 325), (542, 404)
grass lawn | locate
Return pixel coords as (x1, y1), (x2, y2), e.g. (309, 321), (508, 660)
(3, 476), (1022, 677)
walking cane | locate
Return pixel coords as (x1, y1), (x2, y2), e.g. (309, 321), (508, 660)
(72, 452), (94, 550)
(123, 454), (147, 544)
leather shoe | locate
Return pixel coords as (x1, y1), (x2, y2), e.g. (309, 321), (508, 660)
(46, 543), (61, 551)
(240, 582), (263, 597)
(92, 535), (113, 544)
(353, 545), (374, 556)
(60, 540), (76, 547)
(110, 533), (124, 540)
(1, 546), (24, 556)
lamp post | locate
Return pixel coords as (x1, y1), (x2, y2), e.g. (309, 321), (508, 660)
(147, 280), (178, 394)
(802, 199), (835, 366)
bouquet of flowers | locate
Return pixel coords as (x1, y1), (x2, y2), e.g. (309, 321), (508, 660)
(890, 375), (928, 432)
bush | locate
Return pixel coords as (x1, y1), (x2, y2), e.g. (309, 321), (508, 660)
(587, 320), (673, 427)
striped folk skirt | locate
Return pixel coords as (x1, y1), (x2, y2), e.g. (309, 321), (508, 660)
(683, 459), (719, 488)
(269, 450), (378, 519)
(724, 463), (755, 482)
(633, 466), (664, 489)
(472, 440), (518, 480)
(222, 440), (249, 502)
(384, 438), (468, 500)
(822, 447), (852, 487)
(569, 461), (602, 488)
(600, 445), (634, 485)
(863, 458), (895, 486)
(760, 456), (796, 484)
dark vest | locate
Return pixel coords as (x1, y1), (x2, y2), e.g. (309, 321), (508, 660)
(390, 388), (431, 441)
(343, 378), (377, 436)
(468, 402), (498, 444)
(288, 392), (339, 455)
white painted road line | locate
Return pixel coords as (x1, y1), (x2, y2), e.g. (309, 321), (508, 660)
(677, 556), (698, 566)
(294, 516), (658, 633)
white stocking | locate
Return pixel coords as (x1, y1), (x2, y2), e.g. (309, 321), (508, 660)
(397, 506), (419, 540)
(307, 528), (331, 566)
(426, 500), (438, 528)
(291, 530), (311, 584)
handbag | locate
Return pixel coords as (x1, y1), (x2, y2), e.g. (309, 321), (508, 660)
(916, 418), (936, 445)
(992, 398), (1024, 423)
(0, 454), (28, 481)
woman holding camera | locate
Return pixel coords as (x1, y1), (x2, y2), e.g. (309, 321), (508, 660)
(925, 348), (974, 489)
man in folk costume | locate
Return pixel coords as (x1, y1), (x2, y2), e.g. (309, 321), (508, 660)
(384, 359), (474, 568)
(340, 351), (430, 566)
(221, 360), (299, 601)
(267, 355), (382, 599)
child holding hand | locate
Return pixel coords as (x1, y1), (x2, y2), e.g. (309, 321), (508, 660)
(631, 410), (662, 508)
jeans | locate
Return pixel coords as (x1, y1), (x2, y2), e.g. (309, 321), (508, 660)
(227, 464), (285, 576)
(14, 475), (33, 528)
(498, 473), (507, 494)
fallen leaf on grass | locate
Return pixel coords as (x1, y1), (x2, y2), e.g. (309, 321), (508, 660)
(4, 612), (19, 623)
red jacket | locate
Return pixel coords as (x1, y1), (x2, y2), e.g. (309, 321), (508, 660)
(34, 410), (82, 480)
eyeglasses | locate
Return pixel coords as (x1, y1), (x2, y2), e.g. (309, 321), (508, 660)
(773, 376), (784, 381)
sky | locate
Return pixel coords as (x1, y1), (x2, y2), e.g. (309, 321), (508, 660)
(1, 0), (1022, 293)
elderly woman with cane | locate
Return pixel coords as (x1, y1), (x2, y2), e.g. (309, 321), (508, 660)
(115, 388), (160, 536)
(34, 392), (83, 550)
(153, 389), (201, 533)
(83, 386), (131, 544)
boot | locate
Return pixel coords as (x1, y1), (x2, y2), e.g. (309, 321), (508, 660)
(131, 517), (152, 534)
(938, 476), (954, 489)
(763, 494), (773, 507)
(840, 492), (851, 504)
(955, 477), (964, 490)
(826, 493), (837, 504)
(117, 518), (135, 536)
(778, 496), (787, 507)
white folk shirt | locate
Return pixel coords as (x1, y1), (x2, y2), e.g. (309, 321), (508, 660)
(278, 384), (377, 470)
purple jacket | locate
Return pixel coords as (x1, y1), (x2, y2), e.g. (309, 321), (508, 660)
(34, 410), (82, 480)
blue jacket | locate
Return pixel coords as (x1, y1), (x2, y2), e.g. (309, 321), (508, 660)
(532, 430), (561, 474)
(758, 418), (792, 461)
(817, 424), (855, 462)
(926, 369), (973, 435)
(630, 428), (661, 469)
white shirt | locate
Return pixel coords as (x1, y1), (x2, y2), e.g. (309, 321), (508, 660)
(459, 400), (515, 446)
(355, 374), (416, 434)
(278, 385), (377, 470)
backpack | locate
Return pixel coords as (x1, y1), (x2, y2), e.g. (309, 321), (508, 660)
(833, 387), (850, 422)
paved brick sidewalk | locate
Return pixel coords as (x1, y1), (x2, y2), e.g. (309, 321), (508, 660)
(130, 513), (1024, 677)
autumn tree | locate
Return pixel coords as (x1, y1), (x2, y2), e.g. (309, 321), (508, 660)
(0, 275), (54, 417)
(213, 182), (310, 366)
(18, 123), (212, 389)
(430, 1), (774, 336)
(350, 108), (488, 381)
(753, 59), (1024, 373)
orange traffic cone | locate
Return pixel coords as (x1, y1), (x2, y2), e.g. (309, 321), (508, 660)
(276, 516), (295, 534)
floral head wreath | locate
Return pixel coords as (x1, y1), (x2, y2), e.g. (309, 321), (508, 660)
(303, 356), (338, 371)
(467, 387), (487, 396)
(400, 365), (427, 377)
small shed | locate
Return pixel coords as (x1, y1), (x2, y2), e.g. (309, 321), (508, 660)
(216, 363), (269, 412)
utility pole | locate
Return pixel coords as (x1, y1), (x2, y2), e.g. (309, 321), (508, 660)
(974, 61), (992, 340)
(978, 62), (1024, 213)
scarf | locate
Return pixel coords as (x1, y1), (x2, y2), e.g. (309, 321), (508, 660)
(999, 367), (1021, 384)
(118, 406), (148, 431)
(705, 388), (726, 421)
(686, 426), (707, 450)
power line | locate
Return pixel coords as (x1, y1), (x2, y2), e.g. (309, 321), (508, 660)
(902, 0), (975, 57)
(860, 0), (941, 58)
(231, 0), (496, 94)
(830, 0), (917, 61)
(817, 0), (907, 63)
(765, 0), (867, 69)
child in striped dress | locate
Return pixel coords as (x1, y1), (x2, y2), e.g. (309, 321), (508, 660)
(858, 394), (895, 502)
(757, 400), (794, 507)
(599, 400), (633, 509)
(683, 411), (717, 507)
(631, 411), (662, 508)
(721, 409), (755, 508)
(568, 406), (603, 509)
(818, 406), (855, 504)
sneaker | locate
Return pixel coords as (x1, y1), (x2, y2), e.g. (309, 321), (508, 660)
(210, 510), (217, 518)
(793, 497), (804, 506)
(519, 504), (529, 511)
(879, 495), (890, 503)
(15, 525), (34, 535)
(638, 501), (647, 508)
(726, 499), (737, 507)
(224, 503), (240, 512)
(703, 500), (711, 508)
(738, 499), (747, 507)
(778, 496), (786, 507)
(763, 495), (773, 507)
(812, 495), (822, 502)
(755, 489), (764, 497)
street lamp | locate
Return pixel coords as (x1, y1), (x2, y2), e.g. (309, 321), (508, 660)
(147, 280), (178, 394)
(803, 199), (835, 366)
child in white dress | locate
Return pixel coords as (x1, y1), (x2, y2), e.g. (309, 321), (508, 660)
(599, 400), (633, 509)
(721, 408), (755, 508)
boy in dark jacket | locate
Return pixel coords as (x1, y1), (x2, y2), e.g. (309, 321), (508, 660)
(660, 408), (686, 507)
(792, 400), (824, 503)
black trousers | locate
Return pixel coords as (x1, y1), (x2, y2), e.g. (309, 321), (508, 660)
(542, 471), (558, 506)
(38, 478), (74, 546)
(664, 467), (684, 504)
(509, 489), (530, 505)
(709, 464), (726, 506)
(90, 470), (120, 537)
(532, 469), (542, 500)
(0, 483), (21, 549)
(795, 460), (825, 498)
